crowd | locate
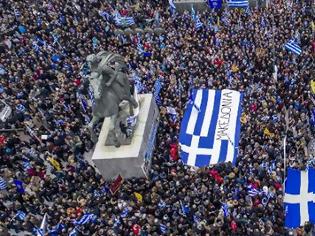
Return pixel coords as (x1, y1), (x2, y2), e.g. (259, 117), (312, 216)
(0, 0), (314, 235)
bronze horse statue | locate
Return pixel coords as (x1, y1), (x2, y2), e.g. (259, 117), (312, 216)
(86, 51), (138, 147)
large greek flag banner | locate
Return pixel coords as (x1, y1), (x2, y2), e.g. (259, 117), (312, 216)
(179, 89), (243, 167)
(284, 168), (315, 228)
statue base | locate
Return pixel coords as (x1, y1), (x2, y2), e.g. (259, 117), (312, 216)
(92, 94), (159, 180)
(105, 129), (133, 146)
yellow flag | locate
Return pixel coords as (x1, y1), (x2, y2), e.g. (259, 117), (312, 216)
(264, 128), (274, 137)
(240, 113), (247, 124)
(311, 80), (315, 94)
(134, 192), (143, 203)
(47, 157), (61, 171)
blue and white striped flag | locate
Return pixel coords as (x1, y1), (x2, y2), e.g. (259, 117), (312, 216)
(69, 228), (78, 236)
(137, 42), (144, 54)
(23, 160), (32, 171)
(16, 210), (26, 221)
(158, 199), (166, 209)
(16, 104), (26, 112)
(166, 106), (177, 123)
(73, 213), (96, 225)
(14, 9), (21, 18)
(120, 208), (129, 218)
(195, 15), (203, 30)
(284, 40), (302, 55)
(114, 12), (135, 27)
(284, 167), (315, 228)
(0, 177), (7, 190)
(247, 185), (261, 197)
(160, 224), (167, 234)
(227, 0), (249, 8)
(179, 89), (243, 167)
(32, 42), (40, 53)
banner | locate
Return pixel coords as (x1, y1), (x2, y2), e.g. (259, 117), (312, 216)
(179, 89), (243, 167)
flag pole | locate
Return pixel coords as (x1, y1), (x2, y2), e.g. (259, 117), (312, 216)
(283, 135), (287, 182)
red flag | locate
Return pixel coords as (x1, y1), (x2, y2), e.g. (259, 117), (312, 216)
(110, 175), (124, 195)
(132, 224), (141, 235)
(0, 135), (6, 146)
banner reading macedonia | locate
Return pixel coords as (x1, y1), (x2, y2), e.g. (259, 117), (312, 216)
(179, 89), (243, 167)
(311, 80), (315, 94)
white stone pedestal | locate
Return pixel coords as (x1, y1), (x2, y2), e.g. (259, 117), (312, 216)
(92, 94), (159, 180)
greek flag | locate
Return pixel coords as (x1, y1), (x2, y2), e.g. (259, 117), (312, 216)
(247, 185), (261, 197)
(69, 228), (78, 236)
(137, 42), (144, 54)
(16, 104), (26, 112)
(167, 106), (177, 123)
(114, 12), (135, 27)
(284, 40), (302, 55)
(73, 213), (96, 225)
(23, 160), (32, 171)
(0, 177), (7, 190)
(179, 89), (243, 167)
(227, 0), (249, 8)
(195, 15), (203, 30)
(16, 210), (26, 221)
(160, 224), (167, 234)
(14, 9), (21, 18)
(158, 199), (166, 209)
(284, 168), (315, 228)
(120, 208), (129, 218)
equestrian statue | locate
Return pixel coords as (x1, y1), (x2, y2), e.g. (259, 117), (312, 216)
(84, 51), (139, 147)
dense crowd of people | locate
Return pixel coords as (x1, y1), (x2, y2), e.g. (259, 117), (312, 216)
(0, 0), (314, 235)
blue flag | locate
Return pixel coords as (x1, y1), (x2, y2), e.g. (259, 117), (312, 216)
(14, 179), (25, 194)
(284, 168), (315, 228)
(160, 224), (167, 234)
(208, 0), (222, 9)
(73, 213), (96, 225)
(0, 177), (7, 190)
